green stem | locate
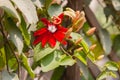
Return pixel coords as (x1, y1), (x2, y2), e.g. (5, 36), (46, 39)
(60, 46), (72, 58)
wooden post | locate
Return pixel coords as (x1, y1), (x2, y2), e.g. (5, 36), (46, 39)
(63, 0), (83, 80)
(64, 64), (80, 80)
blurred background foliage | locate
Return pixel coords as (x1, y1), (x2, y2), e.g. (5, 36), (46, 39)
(0, 0), (120, 80)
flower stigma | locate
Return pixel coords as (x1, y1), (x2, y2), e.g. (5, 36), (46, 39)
(48, 25), (57, 33)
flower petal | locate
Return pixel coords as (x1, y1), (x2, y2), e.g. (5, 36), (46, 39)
(33, 36), (43, 45)
(61, 40), (67, 45)
(58, 13), (64, 20)
(53, 31), (65, 42)
(41, 32), (50, 47)
(34, 28), (47, 36)
(41, 18), (50, 26)
(49, 36), (56, 48)
(52, 16), (61, 25)
(57, 26), (68, 32)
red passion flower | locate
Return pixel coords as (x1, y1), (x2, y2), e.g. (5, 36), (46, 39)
(33, 13), (68, 48)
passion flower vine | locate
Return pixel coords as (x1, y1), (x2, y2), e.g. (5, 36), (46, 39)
(33, 13), (68, 48)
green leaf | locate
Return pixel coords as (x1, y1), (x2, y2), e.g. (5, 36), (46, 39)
(0, 56), (5, 70)
(48, 4), (63, 17)
(0, 0), (21, 23)
(104, 6), (115, 22)
(4, 17), (23, 54)
(74, 51), (87, 65)
(40, 50), (60, 72)
(34, 42), (59, 61)
(97, 71), (117, 80)
(2, 70), (19, 80)
(60, 55), (76, 66)
(109, 71), (117, 78)
(11, 0), (38, 24)
(37, 49), (75, 72)
(51, 66), (65, 80)
(8, 58), (18, 71)
(32, 0), (42, 9)
(77, 60), (89, 79)
(105, 61), (119, 71)
(77, 61), (94, 80)
(37, 21), (45, 29)
(0, 34), (4, 48)
(87, 52), (95, 62)
(0, 47), (6, 71)
(4, 43), (14, 60)
(40, 0), (52, 8)
(97, 71), (107, 80)
(70, 32), (95, 61)
(113, 35), (120, 53)
(70, 32), (89, 53)
(45, 0), (52, 8)
(19, 14), (30, 46)
(92, 41), (104, 59)
(4, 43), (18, 71)
(20, 54), (35, 78)
(112, 0), (120, 11)
(99, 29), (112, 55)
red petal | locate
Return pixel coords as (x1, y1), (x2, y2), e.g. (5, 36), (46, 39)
(53, 31), (65, 42)
(52, 17), (61, 25)
(34, 28), (47, 36)
(61, 40), (67, 45)
(58, 13), (64, 20)
(33, 37), (43, 45)
(57, 26), (68, 32)
(41, 32), (50, 47)
(49, 36), (56, 48)
(41, 18), (50, 26)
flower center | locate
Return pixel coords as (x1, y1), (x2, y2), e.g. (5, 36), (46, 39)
(48, 25), (57, 33)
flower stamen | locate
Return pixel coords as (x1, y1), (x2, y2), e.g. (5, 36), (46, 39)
(52, 16), (61, 25)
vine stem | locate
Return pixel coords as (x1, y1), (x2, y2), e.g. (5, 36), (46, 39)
(60, 45), (72, 57)
(0, 19), (21, 79)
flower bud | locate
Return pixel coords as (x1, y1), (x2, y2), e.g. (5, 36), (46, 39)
(73, 11), (85, 23)
(65, 27), (73, 38)
(72, 11), (80, 23)
(66, 8), (75, 13)
(97, 55), (104, 60)
(64, 11), (76, 19)
(75, 17), (86, 32)
(86, 27), (96, 36)
(75, 37), (82, 44)
(76, 47), (83, 52)
(64, 8), (86, 32)
(89, 44), (96, 51)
